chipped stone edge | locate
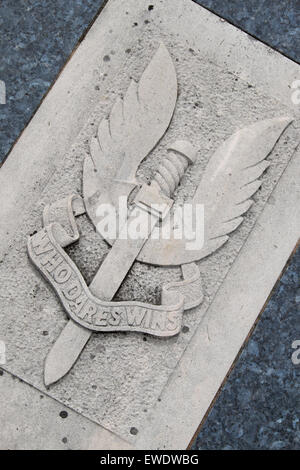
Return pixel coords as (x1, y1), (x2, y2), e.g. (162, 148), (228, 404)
(0, 0), (299, 450)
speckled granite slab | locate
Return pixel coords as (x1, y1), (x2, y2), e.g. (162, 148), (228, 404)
(0, 0), (299, 450)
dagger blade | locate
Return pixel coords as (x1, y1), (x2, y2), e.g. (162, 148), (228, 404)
(44, 143), (196, 386)
(44, 207), (160, 386)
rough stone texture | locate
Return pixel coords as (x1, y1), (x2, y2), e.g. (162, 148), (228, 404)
(0, 28), (298, 441)
(0, 369), (132, 450)
(0, 0), (299, 449)
(195, 0), (300, 63)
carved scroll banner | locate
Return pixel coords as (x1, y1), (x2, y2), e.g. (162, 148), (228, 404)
(27, 195), (203, 337)
(26, 42), (293, 386)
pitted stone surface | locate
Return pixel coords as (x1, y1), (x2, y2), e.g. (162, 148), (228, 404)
(0, 369), (131, 450)
(0, 0), (299, 443)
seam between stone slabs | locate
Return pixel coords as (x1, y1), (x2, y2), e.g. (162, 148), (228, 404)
(186, 238), (300, 450)
(156, 123), (297, 401)
(157, 0), (300, 109)
(134, 143), (300, 449)
(192, 0), (300, 66)
(0, 0), (136, 262)
(0, 0), (299, 447)
(1, 0), (298, 175)
(1, 0), (298, 260)
(0, 0), (110, 170)
(0, 365), (133, 447)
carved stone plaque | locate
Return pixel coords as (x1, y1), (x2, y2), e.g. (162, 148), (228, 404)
(0, 0), (299, 450)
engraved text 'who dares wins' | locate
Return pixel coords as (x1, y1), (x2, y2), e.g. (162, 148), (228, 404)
(27, 44), (292, 386)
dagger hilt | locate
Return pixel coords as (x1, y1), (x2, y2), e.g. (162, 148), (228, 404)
(153, 140), (197, 198)
(134, 141), (197, 219)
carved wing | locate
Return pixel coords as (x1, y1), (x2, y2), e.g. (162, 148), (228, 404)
(192, 116), (292, 255)
(89, 43), (177, 183)
(136, 116), (292, 266)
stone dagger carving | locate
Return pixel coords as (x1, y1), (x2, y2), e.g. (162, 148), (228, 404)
(42, 43), (184, 386)
(27, 43), (292, 386)
(41, 142), (197, 386)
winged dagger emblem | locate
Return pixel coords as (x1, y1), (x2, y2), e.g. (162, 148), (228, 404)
(27, 44), (292, 385)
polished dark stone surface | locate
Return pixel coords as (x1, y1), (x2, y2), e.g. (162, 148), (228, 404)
(192, 247), (300, 450)
(0, 0), (105, 163)
(0, 0), (299, 450)
(194, 0), (300, 63)
(192, 1), (300, 449)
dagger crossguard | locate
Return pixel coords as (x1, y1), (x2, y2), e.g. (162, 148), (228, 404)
(153, 140), (197, 198)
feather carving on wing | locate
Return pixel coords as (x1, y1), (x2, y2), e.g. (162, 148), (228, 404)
(135, 116), (292, 266)
(83, 42), (292, 266)
(89, 43), (177, 185)
(192, 116), (293, 256)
